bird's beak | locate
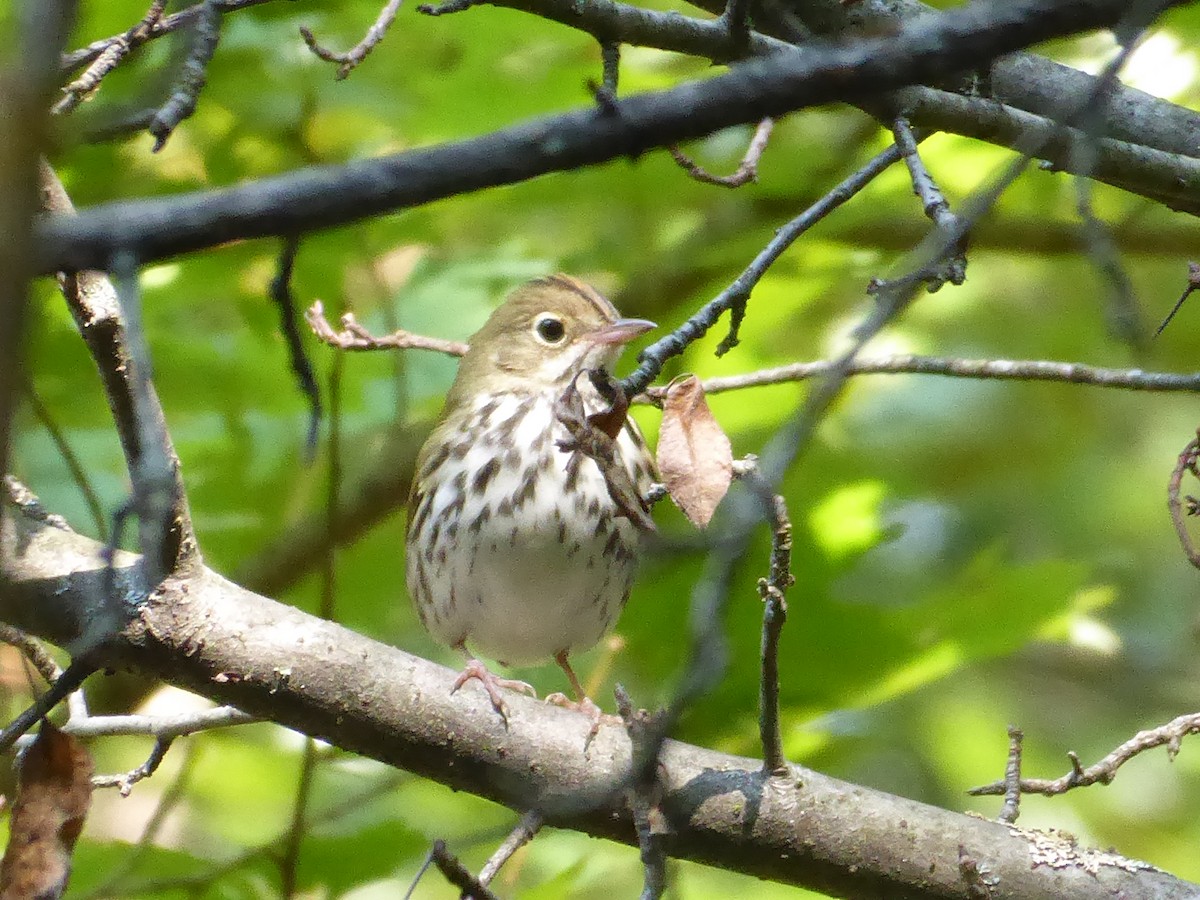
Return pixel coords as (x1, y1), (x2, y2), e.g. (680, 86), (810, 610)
(587, 317), (656, 345)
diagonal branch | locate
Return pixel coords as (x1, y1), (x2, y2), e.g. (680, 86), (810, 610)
(35, 0), (1182, 275)
(2, 498), (1194, 899)
(37, 163), (196, 577)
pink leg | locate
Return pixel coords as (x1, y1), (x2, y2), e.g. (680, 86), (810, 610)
(450, 648), (536, 725)
(546, 651), (619, 744)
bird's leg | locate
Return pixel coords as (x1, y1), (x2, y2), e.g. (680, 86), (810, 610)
(450, 645), (537, 725)
(546, 650), (618, 743)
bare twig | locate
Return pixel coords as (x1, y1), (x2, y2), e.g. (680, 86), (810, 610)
(23, 383), (109, 540)
(300, 0), (404, 80)
(35, 704), (255, 794)
(37, 162), (195, 575)
(0, 625), (62, 685)
(148, 0), (222, 152)
(668, 117), (775, 188)
(970, 713), (1200, 798)
(81, 743), (198, 896)
(61, 0), (278, 73)
(1068, 2), (1165, 348)
(269, 238), (322, 459)
(639, 354), (1200, 399)
(615, 685), (668, 900)
(624, 142), (904, 394)
(998, 726), (1024, 824)
(1156, 261), (1200, 336)
(733, 460), (793, 776)
(431, 840), (500, 900)
(477, 810), (543, 886)
(891, 116), (967, 289)
(109, 254), (184, 588)
(1167, 432), (1200, 569)
(52, 0), (168, 115)
(590, 40), (621, 112)
(92, 737), (173, 794)
(306, 300), (468, 356)
(279, 740), (319, 896)
(0, 658), (96, 754)
(62, 705), (255, 739)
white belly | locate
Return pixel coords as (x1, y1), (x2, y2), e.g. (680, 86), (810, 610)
(407, 392), (648, 665)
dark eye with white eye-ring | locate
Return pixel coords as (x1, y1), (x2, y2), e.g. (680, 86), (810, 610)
(533, 314), (566, 344)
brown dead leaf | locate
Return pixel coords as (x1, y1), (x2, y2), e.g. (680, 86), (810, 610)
(656, 375), (732, 527)
(0, 721), (94, 900)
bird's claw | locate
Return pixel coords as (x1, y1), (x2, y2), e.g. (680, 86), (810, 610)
(452, 658), (537, 725)
(546, 692), (621, 746)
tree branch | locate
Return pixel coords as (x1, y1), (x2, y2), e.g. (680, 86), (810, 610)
(35, 0), (1180, 275)
(2, 500), (1194, 898)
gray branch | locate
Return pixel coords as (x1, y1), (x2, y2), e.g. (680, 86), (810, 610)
(2, 500), (1196, 899)
(35, 0), (1186, 275)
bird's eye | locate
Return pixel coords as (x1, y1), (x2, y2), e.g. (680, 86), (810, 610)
(534, 314), (566, 344)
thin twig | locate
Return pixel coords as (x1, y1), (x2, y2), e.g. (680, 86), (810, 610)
(306, 300), (469, 355)
(299, 0), (404, 80)
(668, 117), (774, 188)
(52, 0), (168, 115)
(623, 142), (904, 394)
(1157, 260), (1200, 336)
(477, 810), (543, 886)
(93, 737), (173, 794)
(269, 237), (322, 460)
(638, 354), (1200, 400)
(891, 116), (966, 289)
(431, 840), (500, 900)
(0, 625), (62, 685)
(615, 685), (668, 900)
(22, 382), (109, 540)
(734, 460), (793, 776)
(60, 0), (277, 73)
(1167, 431), (1200, 569)
(149, 0), (223, 152)
(110, 253), (183, 589)
(279, 740), (319, 896)
(62, 705), (255, 739)
(969, 713), (1200, 798)
(0, 658), (96, 754)
(38, 162), (195, 573)
(81, 743), (199, 897)
(590, 40), (621, 112)
(1069, 3), (1163, 348)
(997, 726), (1023, 824)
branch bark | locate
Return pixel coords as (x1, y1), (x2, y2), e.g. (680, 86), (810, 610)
(2, 500), (1196, 899)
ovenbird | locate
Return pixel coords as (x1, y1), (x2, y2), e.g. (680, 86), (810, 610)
(406, 275), (656, 725)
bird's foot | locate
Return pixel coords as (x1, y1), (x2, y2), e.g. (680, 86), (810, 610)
(546, 692), (621, 746)
(451, 658), (537, 726)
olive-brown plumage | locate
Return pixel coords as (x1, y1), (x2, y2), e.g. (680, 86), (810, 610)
(406, 275), (655, 722)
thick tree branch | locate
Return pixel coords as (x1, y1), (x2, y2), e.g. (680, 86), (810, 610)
(1, 502), (1194, 899)
(35, 0), (1187, 275)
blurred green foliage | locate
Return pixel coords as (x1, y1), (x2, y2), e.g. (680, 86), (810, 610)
(4, 0), (1200, 896)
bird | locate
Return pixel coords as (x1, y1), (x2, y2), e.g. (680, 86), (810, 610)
(406, 274), (656, 727)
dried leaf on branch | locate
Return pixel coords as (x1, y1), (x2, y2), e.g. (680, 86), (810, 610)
(0, 721), (94, 900)
(656, 375), (733, 527)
